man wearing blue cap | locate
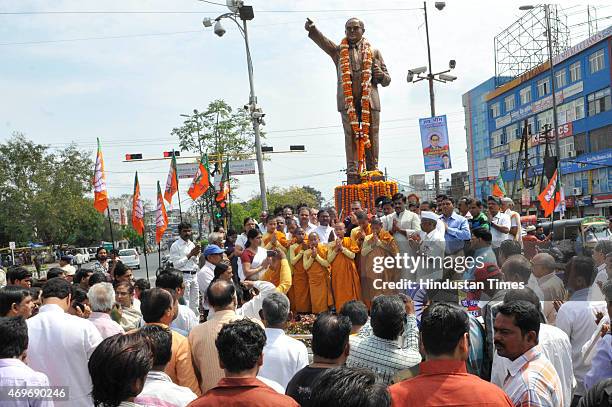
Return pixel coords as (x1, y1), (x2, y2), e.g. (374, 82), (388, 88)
(170, 222), (202, 318)
(197, 244), (225, 321)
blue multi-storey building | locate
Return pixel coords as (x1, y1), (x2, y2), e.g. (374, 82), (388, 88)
(463, 26), (612, 217)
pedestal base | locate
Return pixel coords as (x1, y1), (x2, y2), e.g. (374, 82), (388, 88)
(334, 181), (398, 218)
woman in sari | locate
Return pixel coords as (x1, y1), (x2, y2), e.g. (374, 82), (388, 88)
(360, 217), (400, 308)
(240, 228), (270, 281)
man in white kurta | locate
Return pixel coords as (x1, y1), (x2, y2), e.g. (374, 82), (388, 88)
(383, 194), (421, 280)
(410, 211), (445, 281)
(169, 223), (201, 317)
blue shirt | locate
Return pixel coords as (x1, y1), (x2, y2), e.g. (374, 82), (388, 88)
(440, 212), (471, 255)
(584, 333), (612, 390)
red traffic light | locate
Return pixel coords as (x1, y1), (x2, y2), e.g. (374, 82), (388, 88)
(163, 151), (180, 158)
(125, 153), (143, 160)
(219, 201), (226, 208)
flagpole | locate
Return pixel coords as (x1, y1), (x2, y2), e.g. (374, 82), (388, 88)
(158, 242), (161, 270)
(142, 207), (150, 281)
(173, 150), (183, 224)
(106, 207), (115, 250)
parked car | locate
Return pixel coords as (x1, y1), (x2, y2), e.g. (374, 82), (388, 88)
(118, 248), (140, 269)
(87, 247), (98, 261)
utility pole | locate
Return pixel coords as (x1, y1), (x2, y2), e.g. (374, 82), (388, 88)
(423, 1), (439, 195)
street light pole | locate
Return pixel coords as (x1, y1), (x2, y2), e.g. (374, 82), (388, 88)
(423, 1), (439, 195)
(544, 4), (563, 193)
(241, 19), (269, 211)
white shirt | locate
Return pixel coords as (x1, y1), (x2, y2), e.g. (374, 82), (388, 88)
(555, 289), (608, 396)
(0, 358), (52, 407)
(256, 376), (285, 394)
(595, 263), (608, 286)
(382, 210), (421, 252)
(135, 370), (197, 407)
(490, 211), (511, 248)
(236, 233), (248, 278)
(169, 238), (199, 273)
(236, 280), (277, 320)
(26, 304), (103, 407)
(258, 328), (309, 390)
(492, 323), (575, 407)
(416, 227), (446, 279)
(257, 223), (266, 234)
(313, 224), (333, 244)
(197, 261), (216, 310)
(171, 304), (198, 334)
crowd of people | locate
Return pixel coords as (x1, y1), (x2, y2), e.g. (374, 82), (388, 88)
(0, 192), (611, 406)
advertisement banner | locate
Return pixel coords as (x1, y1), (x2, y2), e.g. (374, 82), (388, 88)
(419, 115), (452, 172)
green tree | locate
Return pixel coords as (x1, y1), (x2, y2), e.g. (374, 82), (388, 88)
(0, 133), (104, 247)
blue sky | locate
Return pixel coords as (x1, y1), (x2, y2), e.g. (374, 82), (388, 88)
(0, 0), (596, 206)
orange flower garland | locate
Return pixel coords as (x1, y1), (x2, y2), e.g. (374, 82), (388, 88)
(335, 181), (398, 218)
(339, 37), (373, 174)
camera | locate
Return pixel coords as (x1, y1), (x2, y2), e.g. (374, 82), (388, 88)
(435, 2), (446, 11)
(214, 20), (226, 37)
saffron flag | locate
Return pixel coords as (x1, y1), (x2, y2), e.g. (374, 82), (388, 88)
(93, 138), (109, 213)
(132, 172), (145, 236)
(188, 154), (211, 201)
(156, 181), (168, 244)
(492, 170), (506, 198)
(215, 160), (231, 202)
(163, 153), (179, 204)
(537, 169), (561, 217)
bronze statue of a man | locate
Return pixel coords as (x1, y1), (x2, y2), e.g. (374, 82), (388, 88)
(306, 17), (391, 184)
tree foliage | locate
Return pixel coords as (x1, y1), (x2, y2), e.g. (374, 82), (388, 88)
(0, 133), (104, 247)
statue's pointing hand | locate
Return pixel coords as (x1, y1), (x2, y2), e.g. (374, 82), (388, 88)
(305, 18), (315, 32)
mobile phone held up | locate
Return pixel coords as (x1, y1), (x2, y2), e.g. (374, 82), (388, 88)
(267, 250), (277, 257)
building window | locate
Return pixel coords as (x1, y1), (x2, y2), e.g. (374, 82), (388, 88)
(537, 77), (550, 97)
(501, 132), (508, 145)
(537, 109), (553, 132)
(570, 61), (581, 82)
(518, 116), (535, 136)
(491, 129), (503, 147)
(520, 86), (531, 104)
(587, 87), (612, 116)
(504, 95), (515, 112)
(557, 98), (585, 124)
(555, 69), (567, 88)
(491, 103), (500, 118)
(589, 49), (605, 74)
(506, 123), (519, 140)
(558, 137), (575, 159)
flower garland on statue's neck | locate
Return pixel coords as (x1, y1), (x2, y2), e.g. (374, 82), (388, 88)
(339, 37), (373, 174)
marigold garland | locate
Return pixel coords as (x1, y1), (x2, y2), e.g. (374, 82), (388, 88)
(335, 181), (398, 219)
(340, 37), (373, 174)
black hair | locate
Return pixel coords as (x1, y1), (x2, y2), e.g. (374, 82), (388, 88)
(471, 199), (483, 208)
(29, 287), (42, 301)
(309, 367), (391, 407)
(178, 222), (192, 232)
(96, 247), (106, 255)
(420, 303), (469, 356)
(500, 240), (522, 260)
(114, 281), (135, 295)
(442, 196), (455, 205)
(594, 241), (612, 256)
(140, 288), (173, 323)
(391, 193), (405, 202)
(213, 225), (224, 232)
(459, 197), (473, 206)
(42, 277), (71, 300)
(109, 248), (120, 256)
(370, 295), (405, 340)
(155, 270), (183, 291)
(46, 268), (65, 280)
(312, 312), (351, 359)
(355, 210), (368, 221)
(283, 204), (294, 210)
(113, 262), (131, 279)
(472, 227), (492, 242)
(89, 332), (153, 407)
(215, 319), (266, 373)
(213, 263), (230, 280)
(139, 324), (172, 368)
(568, 256), (597, 287)
(134, 278), (151, 292)
(243, 217), (254, 226)
(207, 280), (235, 309)
(503, 288), (546, 323)
(244, 228), (261, 249)
(0, 317), (28, 358)
(0, 286), (32, 317)
(73, 269), (93, 285)
(502, 255), (533, 283)
(317, 209), (329, 220)
(436, 194), (449, 202)
(88, 272), (108, 287)
(71, 285), (88, 304)
(497, 300), (540, 338)
(339, 300), (368, 326)
(226, 228), (238, 237)
(6, 267), (31, 284)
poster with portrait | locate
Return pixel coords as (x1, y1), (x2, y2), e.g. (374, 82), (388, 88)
(419, 115), (452, 172)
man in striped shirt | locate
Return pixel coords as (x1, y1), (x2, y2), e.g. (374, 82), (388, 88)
(495, 300), (563, 407)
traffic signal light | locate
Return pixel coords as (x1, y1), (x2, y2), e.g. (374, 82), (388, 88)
(125, 153), (143, 160)
(163, 151), (180, 158)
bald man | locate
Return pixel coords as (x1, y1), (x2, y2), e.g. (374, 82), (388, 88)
(532, 252), (567, 324)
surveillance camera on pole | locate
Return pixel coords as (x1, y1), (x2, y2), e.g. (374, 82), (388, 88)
(435, 2), (446, 10)
(202, 17), (213, 28)
(439, 73), (457, 82)
(409, 66), (428, 75)
(406, 71), (414, 83)
(449, 59), (456, 69)
(214, 20), (226, 37)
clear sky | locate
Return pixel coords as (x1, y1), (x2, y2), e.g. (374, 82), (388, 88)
(0, 0), (603, 207)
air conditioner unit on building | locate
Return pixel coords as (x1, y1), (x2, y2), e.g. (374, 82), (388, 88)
(567, 151), (574, 157)
(572, 187), (582, 196)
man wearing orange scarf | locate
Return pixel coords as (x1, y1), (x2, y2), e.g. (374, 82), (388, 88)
(305, 17), (391, 183)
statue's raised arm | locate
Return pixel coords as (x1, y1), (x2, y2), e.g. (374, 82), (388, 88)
(305, 17), (390, 184)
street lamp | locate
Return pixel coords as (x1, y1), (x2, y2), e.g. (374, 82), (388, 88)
(407, 1), (456, 196)
(201, 0), (269, 211)
(519, 4), (563, 196)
